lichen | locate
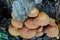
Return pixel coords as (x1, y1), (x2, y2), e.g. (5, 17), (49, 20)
(12, 0), (35, 22)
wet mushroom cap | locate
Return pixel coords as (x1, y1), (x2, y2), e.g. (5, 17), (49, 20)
(37, 12), (50, 20)
(11, 19), (23, 28)
(37, 26), (43, 32)
(24, 18), (39, 29)
(33, 17), (50, 26)
(33, 18), (39, 26)
(19, 26), (36, 39)
(35, 26), (43, 37)
(46, 32), (58, 38)
(8, 25), (20, 36)
(33, 12), (50, 26)
(49, 18), (56, 25)
(44, 24), (59, 37)
(28, 7), (39, 17)
(44, 25), (58, 32)
(35, 31), (43, 37)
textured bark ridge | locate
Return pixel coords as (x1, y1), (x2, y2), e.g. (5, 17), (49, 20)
(12, 0), (35, 22)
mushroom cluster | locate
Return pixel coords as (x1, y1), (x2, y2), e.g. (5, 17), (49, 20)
(8, 7), (59, 39)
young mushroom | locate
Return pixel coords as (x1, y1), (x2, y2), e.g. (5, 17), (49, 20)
(19, 26), (36, 39)
(33, 12), (50, 26)
(11, 19), (23, 28)
(44, 24), (59, 38)
(49, 18), (56, 25)
(24, 18), (39, 29)
(8, 25), (20, 36)
(35, 32), (43, 37)
(28, 7), (39, 17)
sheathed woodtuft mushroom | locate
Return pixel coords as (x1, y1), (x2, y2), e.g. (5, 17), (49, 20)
(24, 18), (39, 29)
(8, 25), (20, 36)
(44, 24), (59, 38)
(35, 26), (43, 37)
(33, 12), (50, 26)
(19, 26), (36, 39)
(28, 7), (39, 17)
(49, 18), (56, 25)
(35, 32), (43, 37)
(11, 19), (23, 28)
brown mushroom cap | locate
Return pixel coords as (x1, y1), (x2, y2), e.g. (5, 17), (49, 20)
(24, 18), (39, 29)
(33, 17), (50, 26)
(35, 32), (43, 37)
(44, 24), (59, 37)
(49, 18), (56, 25)
(11, 19), (23, 28)
(28, 7), (39, 17)
(8, 25), (20, 36)
(37, 12), (50, 20)
(35, 26), (43, 37)
(33, 12), (50, 26)
(33, 18), (40, 27)
(19, 26), (36, 39)
(37, 26), (43, 32)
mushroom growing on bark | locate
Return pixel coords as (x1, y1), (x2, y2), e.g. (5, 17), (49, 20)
(11, 19), (23, 28)
(44, 24), (59, 38)
(35, 26), (43, 37)
(19, 26), (36, 39)
(24, 18), (39, 29)
(49, 18), (56, 25)
(28, 7), (39, 17)
(8, 25), (20, 36)
(33, 12), (50, 26)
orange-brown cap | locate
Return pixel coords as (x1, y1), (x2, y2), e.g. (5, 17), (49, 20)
(49, 18), (56, 25)
(37, 12), (49, 20)
(33, 12), (50, 26)
(37, 26), (43, 32)
(11, 19), (23, 28)
(35, 31), (43, 37)
(44, 24), (59, 37)
(24, 18), (39, 29)
(19, 26), (36, 39)
(8, 25), (20, 36)
(28, 7), (39, 17)
(35, 26), (43, 37)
